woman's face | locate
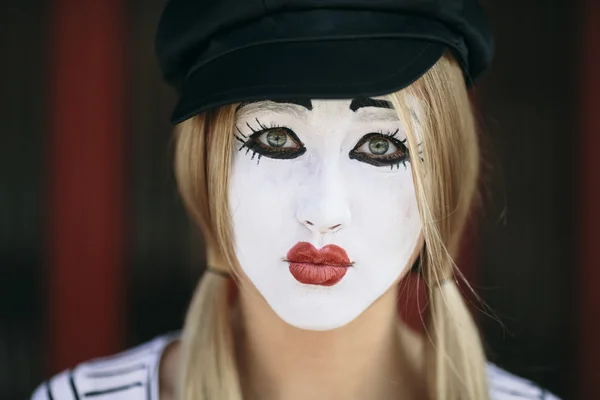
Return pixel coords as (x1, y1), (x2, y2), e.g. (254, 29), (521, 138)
(228, 98), (422, 330)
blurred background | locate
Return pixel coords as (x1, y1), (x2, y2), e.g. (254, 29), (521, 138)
(1, 0), (598, 399)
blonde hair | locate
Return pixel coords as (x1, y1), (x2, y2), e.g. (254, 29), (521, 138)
(173, 52), (488, 400)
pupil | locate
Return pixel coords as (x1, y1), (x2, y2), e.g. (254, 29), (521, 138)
(369, 138), (389, 155)
(267, 130), (287, 147)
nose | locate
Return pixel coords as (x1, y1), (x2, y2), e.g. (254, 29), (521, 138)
(296, 162), (352, 235)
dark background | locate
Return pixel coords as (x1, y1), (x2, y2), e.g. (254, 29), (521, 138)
(1, 1), (598, 399)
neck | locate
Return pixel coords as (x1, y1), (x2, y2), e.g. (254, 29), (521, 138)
(235, 284), (424, 400)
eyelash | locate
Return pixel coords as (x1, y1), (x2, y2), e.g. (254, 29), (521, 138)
(234, 118), (305, 164)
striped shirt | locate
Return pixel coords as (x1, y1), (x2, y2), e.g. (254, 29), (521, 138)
(31, 333), (560, 400)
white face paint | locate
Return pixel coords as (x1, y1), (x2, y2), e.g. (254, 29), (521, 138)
(228, 98), (422, 331)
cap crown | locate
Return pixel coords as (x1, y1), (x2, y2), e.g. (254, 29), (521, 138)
(156, 0), (493, 91)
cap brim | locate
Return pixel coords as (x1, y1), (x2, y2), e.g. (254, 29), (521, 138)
(172, 38), (445, 124)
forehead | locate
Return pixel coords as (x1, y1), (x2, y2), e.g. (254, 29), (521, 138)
(235, 97), (400, 122)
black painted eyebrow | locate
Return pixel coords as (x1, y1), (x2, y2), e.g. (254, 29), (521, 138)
(236, 98), (313, 112)
(350, 97), (394, 112)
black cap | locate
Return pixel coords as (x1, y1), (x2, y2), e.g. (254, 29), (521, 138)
(156, 0), (494, 124)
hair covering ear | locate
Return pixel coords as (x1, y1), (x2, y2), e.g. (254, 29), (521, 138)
(206, 246), (230, 276)
(410, 255), (421, 274)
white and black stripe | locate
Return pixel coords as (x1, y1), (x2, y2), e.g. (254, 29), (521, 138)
(68, 369), (80, 400)
(488, 364), (560, 400)
(32, 332), (560, 400)
(31, 334), (175, 400)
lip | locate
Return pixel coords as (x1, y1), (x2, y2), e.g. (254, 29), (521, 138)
(285, 242), (352, 286)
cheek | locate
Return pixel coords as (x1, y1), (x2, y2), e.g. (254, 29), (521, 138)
(347, 165), (421, 271)
(228, 153), (312, 222)
(351, 165), (418, 225)
(230, 164), (278, 227)
(228, 157), (300, 263)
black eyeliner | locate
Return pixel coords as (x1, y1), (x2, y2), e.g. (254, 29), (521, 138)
(234, 120), (306, 163)
(349, 130), (410, 168)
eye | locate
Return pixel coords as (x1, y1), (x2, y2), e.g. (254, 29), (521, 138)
(349, 130), (410, 169)
(235, 118), (306, 162)
(259, 129), (297, 149)
(359, 136), (393, 156)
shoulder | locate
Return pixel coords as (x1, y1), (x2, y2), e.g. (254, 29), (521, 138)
(31, 333), (560, 400)
(487, 363), (561, 400)
(30, 333), (178, 400)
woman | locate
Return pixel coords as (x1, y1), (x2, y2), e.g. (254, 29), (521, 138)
(33, 0), (560, 399)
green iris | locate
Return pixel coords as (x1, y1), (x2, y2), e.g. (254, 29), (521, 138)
(266, 130), (288, 147)
(368, 137), (389, 155)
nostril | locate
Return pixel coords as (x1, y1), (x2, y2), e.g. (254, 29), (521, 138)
(329, 224), (342, 231)
(305, 220), (314, 226)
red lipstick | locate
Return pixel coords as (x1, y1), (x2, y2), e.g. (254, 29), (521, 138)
(286, 242), (352, 286)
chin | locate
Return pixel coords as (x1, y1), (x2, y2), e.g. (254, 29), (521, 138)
(267, 292), (370, 331)
(282, 316), (356, 331)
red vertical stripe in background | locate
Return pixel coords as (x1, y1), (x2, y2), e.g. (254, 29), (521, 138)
(579, 0), (600, 397)
(46, 0), (126, 373)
